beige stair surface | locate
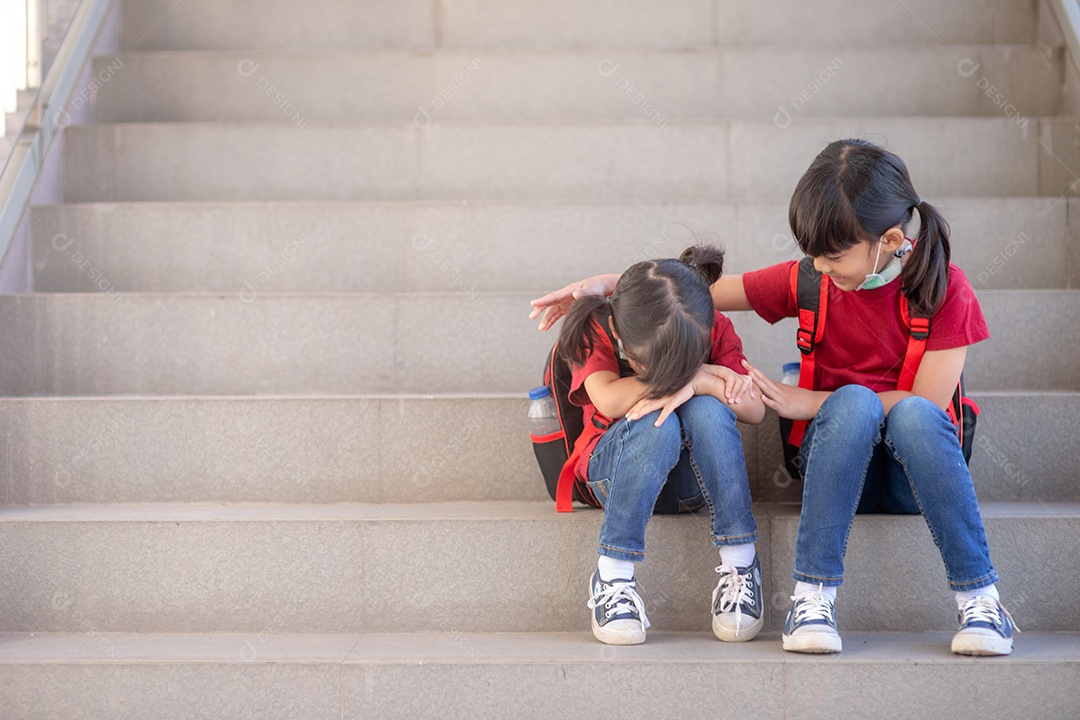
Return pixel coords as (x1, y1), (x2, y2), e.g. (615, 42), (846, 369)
(2, 0), (1078, 716)
(1, 632), (1078, 719)
(89, 47), (1063, 123)
(29, 198), (1079, 293)
(0, 393), (1073, 505)
(62, 119), (1067, 203)
(0, 501), (1077, 635)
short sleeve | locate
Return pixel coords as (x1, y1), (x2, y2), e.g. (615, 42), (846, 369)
(742, 261), (798, 325)
(568, 321), (621, 407)
(925, 265), (991, 351)
(710, 312), (749, 374)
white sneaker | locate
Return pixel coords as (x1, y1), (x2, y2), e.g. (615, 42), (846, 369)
(587, 570), (649, 645)
(951, 596), (1017, 656)
(711, 554), (764, 642)
(782, 586), (842, 654)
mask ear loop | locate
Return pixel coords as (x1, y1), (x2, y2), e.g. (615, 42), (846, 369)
(857, 238), (887, 290)
(857, 238), (914, 291)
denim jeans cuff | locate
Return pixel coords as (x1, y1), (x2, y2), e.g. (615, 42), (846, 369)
(598, 544), (644, 563)
(712, 531), (758, 547)
(947, 571), (999, 593)
(791, 569), (844, 587)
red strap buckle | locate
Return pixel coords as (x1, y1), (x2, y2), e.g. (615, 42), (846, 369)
(796, 327), (814, 353)
(909, 317), (930, 339)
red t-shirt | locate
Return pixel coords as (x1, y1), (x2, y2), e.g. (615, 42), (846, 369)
(742, 261), (990, 392)
(567, 310), (748, 482)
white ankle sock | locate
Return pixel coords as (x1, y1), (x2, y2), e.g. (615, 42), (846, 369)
(718, 543), (757, 569)
(597, 556), (635, 582)
(794, 581), (837, 602)
(955, 584), (999, 609)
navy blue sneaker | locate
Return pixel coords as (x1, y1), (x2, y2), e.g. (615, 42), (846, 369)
(587, 570), (649, 645)
(952, 596), (1017, 656)
(712, 554), (764, 642)
(782, 586), (842, 654)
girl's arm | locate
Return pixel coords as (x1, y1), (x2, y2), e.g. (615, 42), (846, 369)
(531, 271), (751, 329)
(877, 346), (967, 414)
(583, 370), (652, 420)
(710, 274), (753, 312)
(529, 274), (620, 331)
(748, 347), (968, 419)
(624, 365), (766, 427)
(691, 365), (765, 424)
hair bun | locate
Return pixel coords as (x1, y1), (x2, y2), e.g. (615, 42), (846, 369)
(678, 244), (724, 286)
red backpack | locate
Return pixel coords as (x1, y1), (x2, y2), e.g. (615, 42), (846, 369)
(779, 256), (979, 478)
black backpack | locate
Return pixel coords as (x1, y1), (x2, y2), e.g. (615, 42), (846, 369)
(531, 307), (632, 512)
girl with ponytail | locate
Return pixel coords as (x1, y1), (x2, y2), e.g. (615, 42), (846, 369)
(532, 139), (1014, 658)
(556, 245), (765, 646)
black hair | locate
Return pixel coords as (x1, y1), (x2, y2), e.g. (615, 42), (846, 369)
(557, 245), (724, 399)
(788, 138), (951, 316)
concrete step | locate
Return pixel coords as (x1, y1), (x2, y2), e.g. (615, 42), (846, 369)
(0, 501), (1075, 634)
(0, 395), (545, 505)
(1, 631), (1077, 719)
(1, 393), (1075, 505)
(90, 46), (1063, 123)
(121, 0), (1039, 51)
(29, 199), (1079, 293)
(0, 292), (1075, 395)
(61, 118), (1062, 203)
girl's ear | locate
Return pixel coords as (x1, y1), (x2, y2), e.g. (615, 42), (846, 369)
(880, 226), (907, 252)
(607, 315), (620, 340)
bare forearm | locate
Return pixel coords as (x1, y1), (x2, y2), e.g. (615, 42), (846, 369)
(695, 374), (766, 424)
(587, 375), (651, 419)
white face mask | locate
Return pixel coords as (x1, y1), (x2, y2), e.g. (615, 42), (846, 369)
(857, 238), (913, 291)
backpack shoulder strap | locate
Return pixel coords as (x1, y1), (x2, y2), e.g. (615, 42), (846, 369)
(793, 257), (828, 358)
(897, 294), (930, 393)
(898, 293), (970, 436)
(788, 257), (828, 447)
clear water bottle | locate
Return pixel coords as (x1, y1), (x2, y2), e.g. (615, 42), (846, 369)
(528, 387), (561, 436)
(781, 361), (801, 386)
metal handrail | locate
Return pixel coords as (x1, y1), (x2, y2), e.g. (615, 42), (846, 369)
(1050, 0), (1080, 80)
(0, 0), (115, 271)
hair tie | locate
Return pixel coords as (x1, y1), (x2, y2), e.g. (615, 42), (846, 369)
(913, 197), (923, 208)
(604, 295), (612, 305)
(688, 261), (698, 269)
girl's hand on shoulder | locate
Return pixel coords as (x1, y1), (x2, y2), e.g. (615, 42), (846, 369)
(529, 274), (619, 331)
(742, 360), (821, 421)
(626, 383), (694, 427)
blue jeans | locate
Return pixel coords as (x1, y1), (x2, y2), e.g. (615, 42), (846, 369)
(794, 384), (998, 592)
(586, 396), (758, 562)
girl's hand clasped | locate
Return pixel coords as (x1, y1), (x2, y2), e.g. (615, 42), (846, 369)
(627, 364), (755, 427)
(742, 360), (821, 420)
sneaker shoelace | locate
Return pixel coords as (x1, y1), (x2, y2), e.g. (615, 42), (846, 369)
(588, 580), (650, 630)
(790, 587), (834, 627)
(713, 564), (754, 636)
(958, 596), (1020, 632)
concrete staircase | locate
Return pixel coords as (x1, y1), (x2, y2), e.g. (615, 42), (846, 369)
(2, 0), (1079, 717)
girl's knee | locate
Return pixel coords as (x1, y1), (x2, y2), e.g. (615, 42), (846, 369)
(823, 385), (884, 422)
(627, 409), (683, 447)
(887, 395), (944, 442)
(676, 395), (736, 427)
